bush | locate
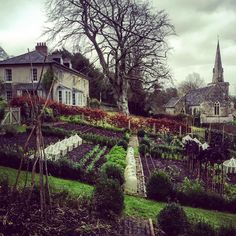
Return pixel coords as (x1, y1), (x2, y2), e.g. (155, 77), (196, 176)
(218, 225), (236, 236)
(146, 171), (173, 201)
(158, 202), (188, 236)
(93, 177), (124, 218)
(140, 138), (151, 148)
(137, 129), (146, 137)
(100, 162), (124, 186)
(189, 221), (215, 236)
(89, 98), (100, 109)
(139, 144), (149, 155)
(117, 139), (128, 150)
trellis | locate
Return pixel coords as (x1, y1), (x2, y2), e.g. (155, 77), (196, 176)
(1, 107), (21, 125)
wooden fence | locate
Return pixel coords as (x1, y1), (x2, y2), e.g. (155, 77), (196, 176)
(1, 107), (21, 125)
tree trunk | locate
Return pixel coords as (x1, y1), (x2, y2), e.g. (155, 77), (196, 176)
(117, 92), (129, 115)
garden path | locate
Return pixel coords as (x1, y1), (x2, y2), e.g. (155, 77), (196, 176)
(119, 217), (155, 236)
(128, 135), (146, 197)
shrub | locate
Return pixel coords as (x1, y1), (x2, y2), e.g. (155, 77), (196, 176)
(117, 139), (128, 150)
(100, 162), (124, 186)
(146, 171), (173, 201)
(158, 202), (188, 236)
(189, 221), (215, 236)
(0, 175), (10, 194)
(137, 129), (146, 137)
(139, 144), (149, 155)
(89, 98), (100, 108)
(140, 138), (151, 148)
(93, 177), (124, 218)
(218, 224), (236, 236)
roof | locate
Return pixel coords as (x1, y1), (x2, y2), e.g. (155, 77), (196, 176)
(0, 50), (88, 80)
(185, 85), (213, 106)
(164, 97), (181, 108)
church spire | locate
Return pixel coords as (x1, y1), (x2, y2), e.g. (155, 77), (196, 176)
(212, 39), (224, 83)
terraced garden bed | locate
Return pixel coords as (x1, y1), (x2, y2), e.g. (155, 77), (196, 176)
(0, 131), (60, 151)
(55, 123), (124, 139)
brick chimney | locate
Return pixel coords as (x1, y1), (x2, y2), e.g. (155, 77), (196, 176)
(35, 42), (48, 55)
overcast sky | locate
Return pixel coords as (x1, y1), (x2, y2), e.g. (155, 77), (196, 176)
(0, 0), (235, 94)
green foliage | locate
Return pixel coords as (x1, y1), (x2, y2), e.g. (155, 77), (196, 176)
(89, 98), (100, 108)
(139, 144), (150, 155)
(105, 145), (126, 170)
(100, 162), (124, 186)
(146, 171), (173, 201)
(42, 68), (55, 91)
(86, 146), (107, 174)
(117, 139), (128, 150)
(0, 97), (7, 121)
(157, 202), (188, 236)
(218, 224), (236, 236)
(93, 177), (124, 218)
(189, 221), (215, 236)
(179, 177), (204, 195)
(140, 137), (151, 148)
(137, 129), (146, 137)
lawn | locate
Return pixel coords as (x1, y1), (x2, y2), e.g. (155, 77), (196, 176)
(1, 166), (235, 227)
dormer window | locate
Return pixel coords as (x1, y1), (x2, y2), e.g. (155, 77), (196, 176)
(214, 102), (220, 115)
(5, 69), (12, 81)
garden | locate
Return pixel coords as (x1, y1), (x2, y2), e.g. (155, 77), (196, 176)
(1, 95), (236, 235)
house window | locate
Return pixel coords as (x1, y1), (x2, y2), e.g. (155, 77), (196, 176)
(68, 91), (71, 105)
(32, 68), (37, 81)
(6, 91), (12, 101)
(214, 102), (220, 116)
(65, 91), (68, 104)
(5, 69), (12, 81)
(78, 92), (84, 106)
(58, 90), (62, 103)
(72, 92), (76, 105)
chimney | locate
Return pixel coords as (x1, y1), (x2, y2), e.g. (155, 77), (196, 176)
(35, 42), (48, 55)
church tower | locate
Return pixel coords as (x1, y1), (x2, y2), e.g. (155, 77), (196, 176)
(212, 40), (224, 83)
(210, 39), (229, 96)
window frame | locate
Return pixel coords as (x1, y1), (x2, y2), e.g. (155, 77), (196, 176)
(32, 68), (38, 82)
(6, 90), (12, 101)
(58, 90), (62, 103)
(214, 102), (220, 116)
(5, 69), (12, 82)
(72, 92), (76, 105)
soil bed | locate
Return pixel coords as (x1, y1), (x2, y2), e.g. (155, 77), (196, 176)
(0, 132), (60, 151)
(55, 123), (124, 139)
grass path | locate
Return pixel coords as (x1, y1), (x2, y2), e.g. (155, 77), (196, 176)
(0, 166), (235, 227)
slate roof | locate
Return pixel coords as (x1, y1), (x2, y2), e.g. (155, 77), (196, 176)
(0, 51), (50, 65)
(164, 97), (181, 108)
(0, 50), (88, 80)
(185, 85), (213, 106)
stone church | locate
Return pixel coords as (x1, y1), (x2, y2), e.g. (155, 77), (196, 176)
(165, 41), (235, 124)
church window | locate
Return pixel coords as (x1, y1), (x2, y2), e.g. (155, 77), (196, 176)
(214, 102), (220, 116)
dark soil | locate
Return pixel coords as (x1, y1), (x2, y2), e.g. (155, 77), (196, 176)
(0, 132), (60, 151)
(0, 185), (155, 236)
(141, 154), (192, 184)
(68, 143), (94, 162)
(0, 187), (121, 236)
(55, 123), (124, 139)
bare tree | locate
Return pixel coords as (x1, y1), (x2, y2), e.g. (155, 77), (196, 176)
(45, 0), (174, 114)
(178, 72), (205, 95)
